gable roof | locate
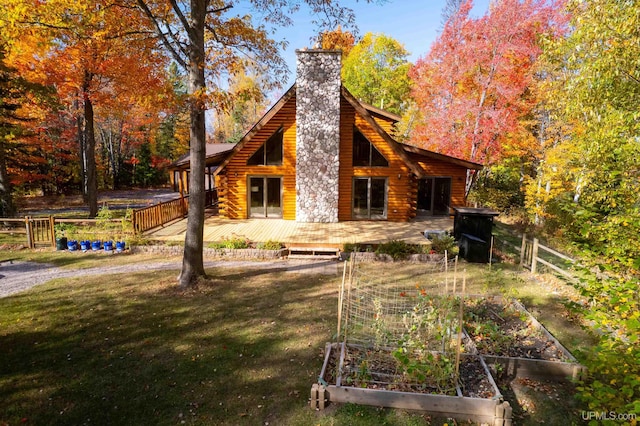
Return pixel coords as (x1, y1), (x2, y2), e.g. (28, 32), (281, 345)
(213, 84), (296, 175)
(340, 86), (426, 178)
(401, 144), (483, 171)
(212, 83), (483, 177)
(359, 100), (402, 123)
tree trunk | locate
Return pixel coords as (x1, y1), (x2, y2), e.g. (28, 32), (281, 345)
(83, 73), (99, 217)
(76, 97), (87, 200)
(0, 140), (15, 217)
(178, 0), (207, 288)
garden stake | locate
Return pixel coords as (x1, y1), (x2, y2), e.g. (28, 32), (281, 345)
(337, 261), (347, 340)
(444, 250), (449, 294)
(454, 272), (466, 383)
(453, 256), (458, 294)
(344, 256), (355, 345)
(489, 236), (494, 270)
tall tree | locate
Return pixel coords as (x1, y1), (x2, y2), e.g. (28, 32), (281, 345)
(528, 0), (640, 272)
(4, 0), (168, 216)
(135, 0), (378, 288)
(0, 49), (22, 217)
(342, 32), (411, 115)
(319, 26), (356, 59)
(410, 0), (566, 194)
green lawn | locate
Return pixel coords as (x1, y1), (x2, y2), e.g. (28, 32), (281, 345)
(0, 253), (591, 425)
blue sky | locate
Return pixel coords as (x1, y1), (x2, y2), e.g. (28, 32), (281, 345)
(270, 0), (492, 85)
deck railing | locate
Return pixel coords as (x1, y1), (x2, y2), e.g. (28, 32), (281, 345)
(132, 197), (189, 233)
(131, 189), (218, 234)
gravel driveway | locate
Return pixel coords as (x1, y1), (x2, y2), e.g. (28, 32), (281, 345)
(0, 258), (339, 298)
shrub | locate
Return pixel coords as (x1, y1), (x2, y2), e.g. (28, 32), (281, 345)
(375, 240), (418, 260)
(209, 237), (251, 249)
(429, 234), (459, 256)
(256, 240), (282, 250)
(342, 242), (362, 253)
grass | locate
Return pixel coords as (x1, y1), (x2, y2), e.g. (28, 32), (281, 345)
(0, 253), (593, 425)
(0, 258), (445, 425)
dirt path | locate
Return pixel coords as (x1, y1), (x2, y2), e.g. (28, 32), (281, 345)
(0, 258), (339, 298)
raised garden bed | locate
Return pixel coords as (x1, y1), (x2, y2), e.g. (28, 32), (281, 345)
(464, 297), (585, 382)
(313, 342), (512, 424)
(312, 261), (584, 422)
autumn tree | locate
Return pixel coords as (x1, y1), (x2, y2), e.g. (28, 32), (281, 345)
(319, 26), (355, 59)
(4, 0), (169, 216)
(342, 32), (411, 115)
(528, 0), (640, 272)
(134, 0), (379, 288)
(212, 69), (269, 144)
(410, 0), (566, 194)
(528, 2), (640, 414)
(0, 49), (24, 216)
(156, 63), (190, 161)
(440, 0), (464, 27)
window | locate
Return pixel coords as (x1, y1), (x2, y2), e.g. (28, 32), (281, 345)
(353, 128), (388, 167)
(353, 177), (387, 219)
(248, 127), (283, 166)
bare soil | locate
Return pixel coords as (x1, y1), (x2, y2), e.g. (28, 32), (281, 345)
(465, 297), (570, 360)
(322, 344), (497, 398)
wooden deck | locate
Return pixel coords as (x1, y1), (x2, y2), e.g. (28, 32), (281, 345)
(147, 215), (453, 248)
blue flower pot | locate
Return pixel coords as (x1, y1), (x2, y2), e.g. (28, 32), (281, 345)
(115, 241), (126, 253)
(67, 240), (78, 251)
(80, 240), (91, 252)
(91, 240), (101, 251)
(103, 241), (113, 252)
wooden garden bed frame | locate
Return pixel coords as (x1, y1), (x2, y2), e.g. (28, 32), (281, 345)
(313, 343), (513, 425)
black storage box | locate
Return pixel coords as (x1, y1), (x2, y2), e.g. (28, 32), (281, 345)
(453, 208), (499, 263)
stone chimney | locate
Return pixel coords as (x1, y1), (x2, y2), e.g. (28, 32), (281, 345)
(295, 49), (342, 223)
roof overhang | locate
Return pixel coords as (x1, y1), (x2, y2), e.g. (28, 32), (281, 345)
(401, 144), (483, 170)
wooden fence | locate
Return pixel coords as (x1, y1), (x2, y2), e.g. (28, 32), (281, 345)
(0, 216), (56, 248)
(1, 190), (219, 248)
(493, 232), (577, 282)
(0, 216), (124, 248)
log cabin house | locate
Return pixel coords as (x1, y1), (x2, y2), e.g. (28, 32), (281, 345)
(170, 49), (482, 222)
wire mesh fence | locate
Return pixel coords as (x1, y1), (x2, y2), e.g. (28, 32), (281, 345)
(334, 254), (473, 395)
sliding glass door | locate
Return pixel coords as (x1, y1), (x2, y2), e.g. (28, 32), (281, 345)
(249, 177), (282, 218)
(417, 177), (451, 216)
(353, 177), (387, 219)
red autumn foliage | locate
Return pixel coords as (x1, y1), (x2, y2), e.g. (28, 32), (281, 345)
(409, 0), (568, 166)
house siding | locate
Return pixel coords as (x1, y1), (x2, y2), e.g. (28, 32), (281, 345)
(217, 96), (297, 220)
(338, 99), (413, 221)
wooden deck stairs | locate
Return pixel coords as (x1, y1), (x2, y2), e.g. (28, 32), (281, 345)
(287, 246), (340, 260)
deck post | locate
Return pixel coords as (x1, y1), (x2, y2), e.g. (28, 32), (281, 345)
(25, 216), (34, 249)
